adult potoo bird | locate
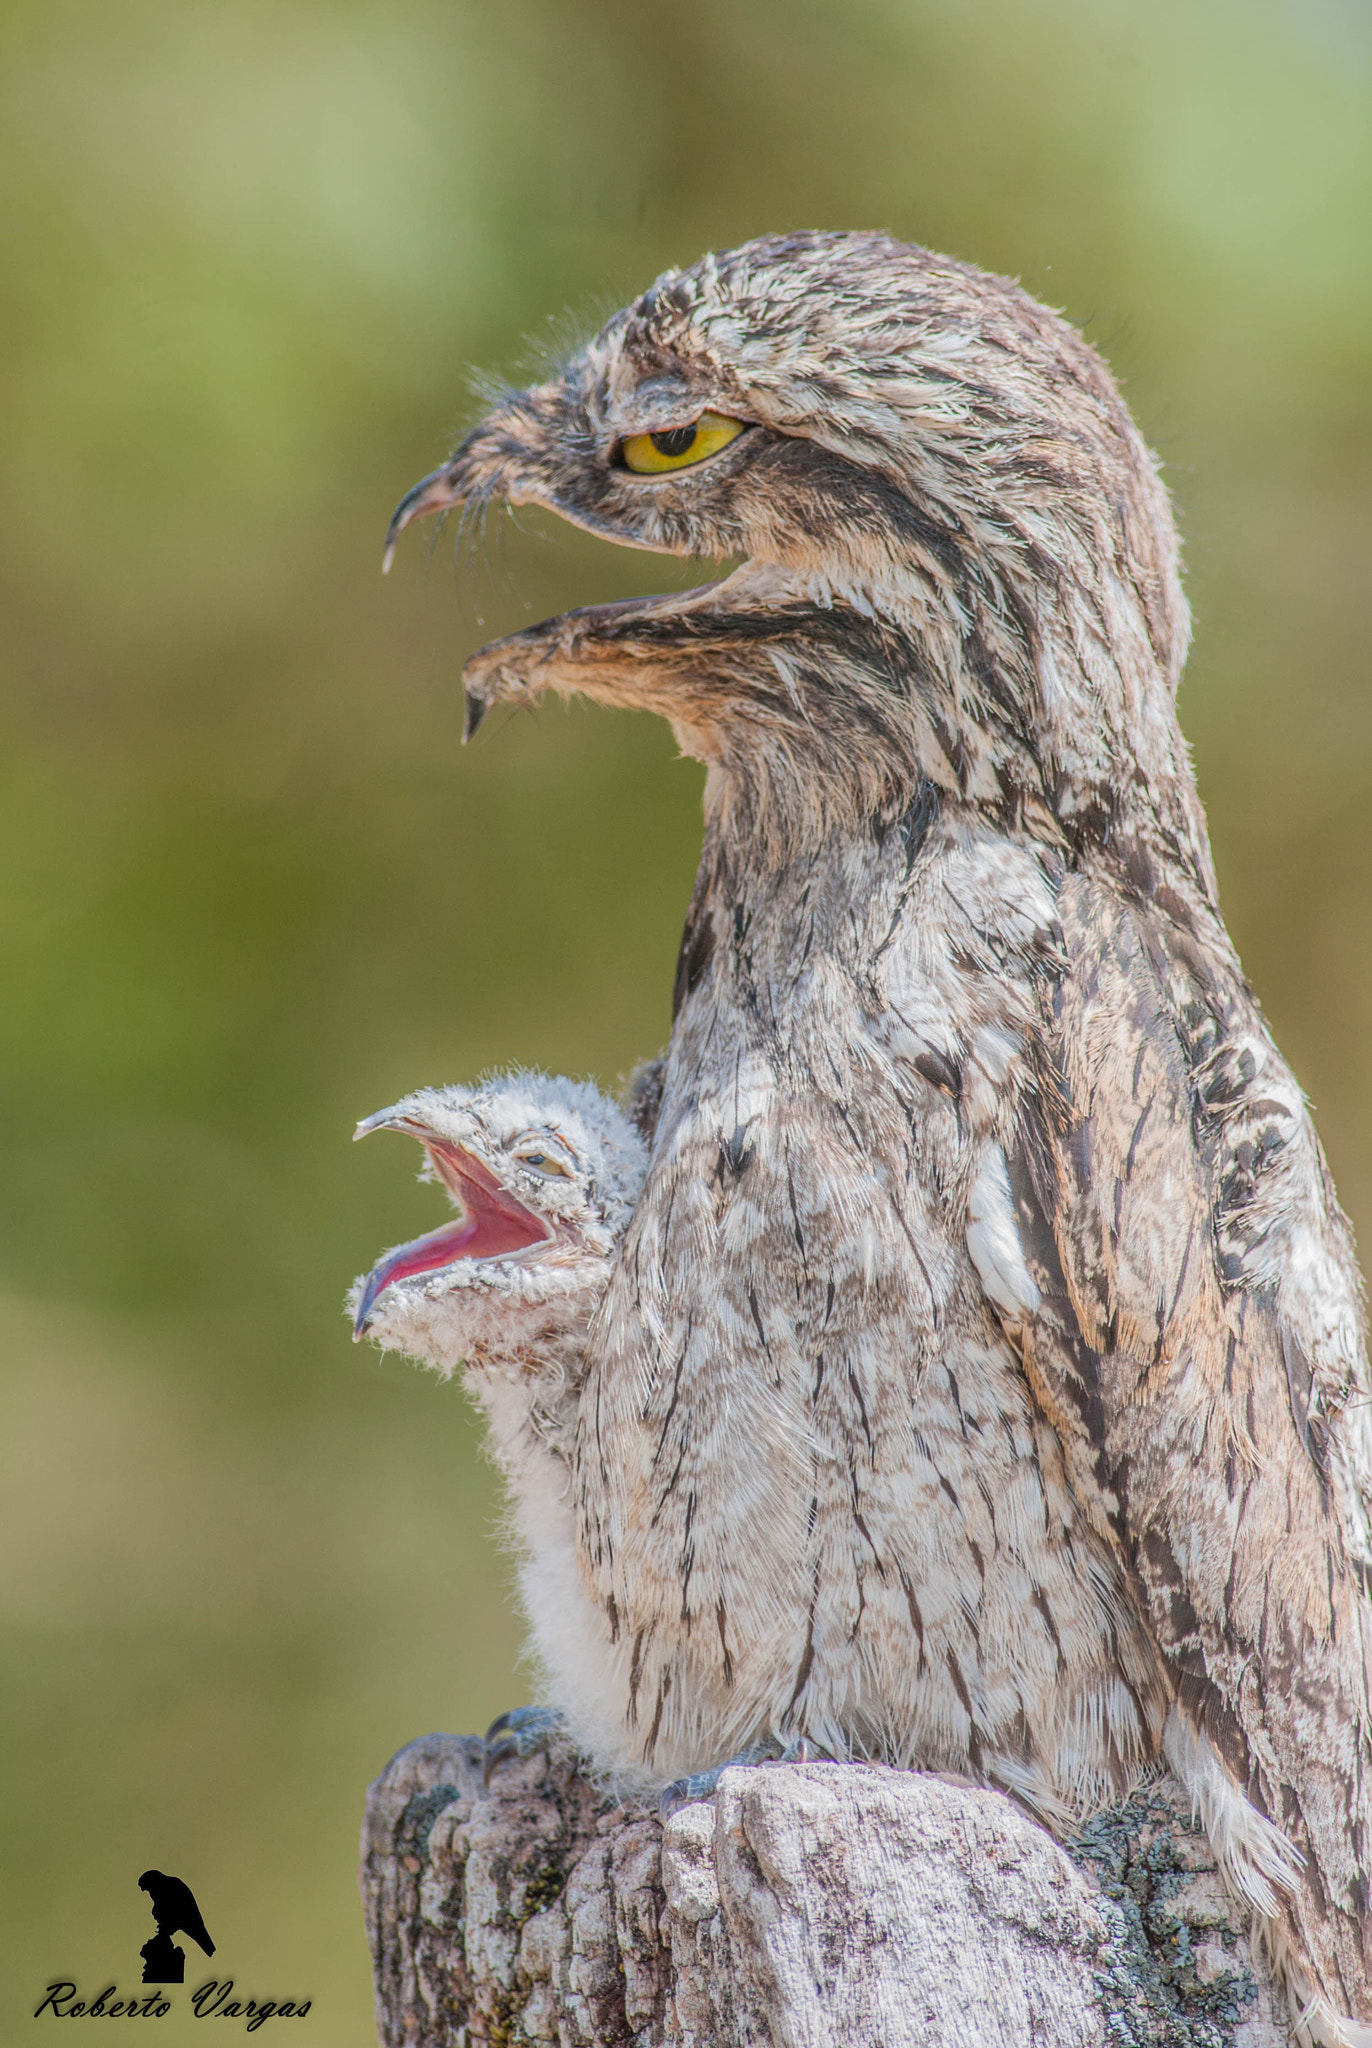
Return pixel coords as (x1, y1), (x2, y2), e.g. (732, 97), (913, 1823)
(386, 233), (1372, 2041)
(350, 1073), (646, 1708)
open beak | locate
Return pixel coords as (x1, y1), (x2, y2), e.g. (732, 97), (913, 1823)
(352, 1114), (552, 1339)
(381, 385), (742, 743)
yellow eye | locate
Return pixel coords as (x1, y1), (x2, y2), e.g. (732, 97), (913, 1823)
(618, 410), (746, 475)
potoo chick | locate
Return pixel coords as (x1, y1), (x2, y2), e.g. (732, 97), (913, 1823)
(351, 1072), (645, 1711)
(384, 234), (1372, 2043)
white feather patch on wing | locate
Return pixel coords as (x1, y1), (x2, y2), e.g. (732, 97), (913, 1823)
(966, 1145), (1041, 1324)
(1163, 1707), (1303, 1919)
(1165, 1710), (1372, 2048)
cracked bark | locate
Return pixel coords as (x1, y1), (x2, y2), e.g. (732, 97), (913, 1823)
(360, 1732), (1295, 2047)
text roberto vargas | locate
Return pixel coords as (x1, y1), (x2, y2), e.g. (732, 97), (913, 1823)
(35, 1982), (312, 2031)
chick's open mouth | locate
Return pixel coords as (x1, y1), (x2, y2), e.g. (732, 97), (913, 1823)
(352, 1118), (551, 1338)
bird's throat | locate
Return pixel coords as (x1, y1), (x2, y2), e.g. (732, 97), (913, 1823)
(352, 1139), (551, 1336)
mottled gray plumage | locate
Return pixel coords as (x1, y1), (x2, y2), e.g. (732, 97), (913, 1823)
(351, 1072), (646, 1707)
(385, 233), (1372, 2042)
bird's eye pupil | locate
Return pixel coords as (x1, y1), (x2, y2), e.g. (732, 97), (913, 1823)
(650, 426), (698, 458)
(617, 411), (745, 475)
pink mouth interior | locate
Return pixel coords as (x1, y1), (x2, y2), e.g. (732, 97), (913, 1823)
(354, 1133), (551, 1334)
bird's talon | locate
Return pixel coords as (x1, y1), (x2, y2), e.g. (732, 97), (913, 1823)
(482, 1705), (566, 1783)
(658, 1742), (783, 1815)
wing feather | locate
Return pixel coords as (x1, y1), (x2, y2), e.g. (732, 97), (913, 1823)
(1005, 869), (1372, 2015)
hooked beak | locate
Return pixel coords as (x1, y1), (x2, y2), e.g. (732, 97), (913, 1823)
(381, 385), (742, 746)
(382, 467), (462, 574)
(382, 383), (566, 575)
(351, 1112), (552, 1339)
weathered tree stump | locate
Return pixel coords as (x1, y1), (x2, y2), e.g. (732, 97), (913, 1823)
(360, 1732), (1294, 2047)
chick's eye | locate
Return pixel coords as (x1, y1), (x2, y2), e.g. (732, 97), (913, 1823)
(618, 410), (746, 476)
(516, 1149), (572, 1177)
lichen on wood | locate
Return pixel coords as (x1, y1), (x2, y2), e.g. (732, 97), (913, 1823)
(360, 1732), (1294, 2047)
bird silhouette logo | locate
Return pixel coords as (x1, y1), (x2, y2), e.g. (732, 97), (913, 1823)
(137, 1870), (215, 1985)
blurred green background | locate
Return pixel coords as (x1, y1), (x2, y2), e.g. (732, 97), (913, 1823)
(2, 0), (1369, 2035)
